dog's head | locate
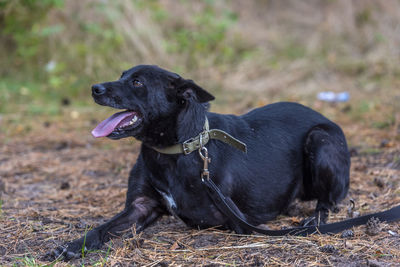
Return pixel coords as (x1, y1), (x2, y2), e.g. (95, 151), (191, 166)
(91, 65), (214, 141)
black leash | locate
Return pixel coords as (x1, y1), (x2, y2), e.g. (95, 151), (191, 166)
(151, 120), (400, 236)
(197, 144), (400, 236)
(203, 178), (400, 236)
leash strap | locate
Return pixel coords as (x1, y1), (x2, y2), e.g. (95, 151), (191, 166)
(203, 178), (400, 236)
(151, 118), (247, 155)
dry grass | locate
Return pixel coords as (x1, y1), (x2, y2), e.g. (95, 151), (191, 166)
(0, 97), (399, 266)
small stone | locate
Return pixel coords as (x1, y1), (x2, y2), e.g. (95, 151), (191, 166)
(367, 259), (384, 267)
(388, 230), (398, 236)
(366, 217), (381, 236)
(373, 177), (384, 188)
(320, 244), (337, 253)
(341, 229), (354, 238)
(344, 240), (353, 249)
(60, 181), (70, 190)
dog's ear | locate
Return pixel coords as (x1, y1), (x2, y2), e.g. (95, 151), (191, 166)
(175, 78), (215, 103)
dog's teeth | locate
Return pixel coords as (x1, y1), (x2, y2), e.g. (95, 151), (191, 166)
(132, 115), (138, 123)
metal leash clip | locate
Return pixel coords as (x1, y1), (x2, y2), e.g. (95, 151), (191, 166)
(198, 135), (211, 182)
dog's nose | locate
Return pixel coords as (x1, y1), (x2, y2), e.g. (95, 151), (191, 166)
(92, 84), (106, 96)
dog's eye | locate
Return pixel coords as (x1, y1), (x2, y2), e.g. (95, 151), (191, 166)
(132, 79), (143, 87)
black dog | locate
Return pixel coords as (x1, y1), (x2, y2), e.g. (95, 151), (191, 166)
(49, 65), (350, 260)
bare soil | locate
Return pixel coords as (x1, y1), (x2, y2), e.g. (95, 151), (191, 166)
(0, 106), (399, 266)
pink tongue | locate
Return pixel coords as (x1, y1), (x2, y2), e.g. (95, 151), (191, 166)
(92, 111), (136, 138)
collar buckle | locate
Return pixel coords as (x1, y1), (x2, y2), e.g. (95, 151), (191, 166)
(182, 138), (195, 155)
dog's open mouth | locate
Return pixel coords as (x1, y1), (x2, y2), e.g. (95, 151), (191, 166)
(91, 110), (142, 138)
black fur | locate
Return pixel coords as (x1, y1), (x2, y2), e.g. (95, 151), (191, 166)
(48, 65), (350, 260)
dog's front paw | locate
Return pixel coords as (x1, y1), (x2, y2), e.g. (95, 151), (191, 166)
(44, 228), (104, 261)
(44, 240), (87, 262)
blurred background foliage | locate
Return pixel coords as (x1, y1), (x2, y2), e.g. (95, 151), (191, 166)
(0, 0), (399, 128)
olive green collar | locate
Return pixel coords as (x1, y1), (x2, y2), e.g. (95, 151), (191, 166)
(151, 117), (247, 155)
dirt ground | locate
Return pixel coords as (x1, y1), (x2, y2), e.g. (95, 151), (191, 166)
(0, 103), (399, 266)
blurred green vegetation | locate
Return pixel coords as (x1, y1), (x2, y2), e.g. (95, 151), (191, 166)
(0, 0), (254, 115)
(0, 0), (399, 125)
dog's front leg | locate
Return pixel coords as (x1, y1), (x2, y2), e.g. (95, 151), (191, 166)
(47, 156), (164, 261)
(47, 196), (162, 261)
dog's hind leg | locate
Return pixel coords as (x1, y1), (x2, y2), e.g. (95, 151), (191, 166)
(301, 125), (350, 225)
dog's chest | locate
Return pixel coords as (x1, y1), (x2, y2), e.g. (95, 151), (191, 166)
(153, 177), (225, 227)
(148, 156), (227, 227)
(155, 188), (177, 211)
(155, 186), (194, 225)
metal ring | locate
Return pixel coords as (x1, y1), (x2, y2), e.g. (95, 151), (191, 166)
(198, 146), (208, 160)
